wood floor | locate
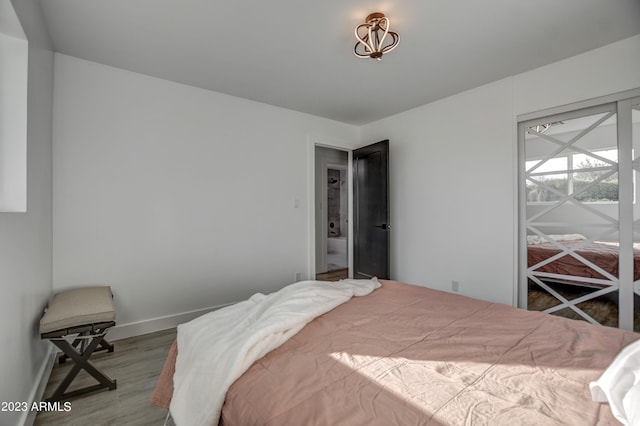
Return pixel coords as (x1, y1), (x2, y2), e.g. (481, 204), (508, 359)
(35, 272), (344, 425)
(35, 328), (176, 426)
(315, 268), (348, 281)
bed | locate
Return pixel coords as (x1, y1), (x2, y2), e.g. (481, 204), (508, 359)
(152, 279), (639, 425)
(527, 234), (640, 286)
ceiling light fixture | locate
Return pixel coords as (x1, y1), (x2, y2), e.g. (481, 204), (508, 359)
(354, 12), (399, 61)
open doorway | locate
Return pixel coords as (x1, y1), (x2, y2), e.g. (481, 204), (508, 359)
(315, 146), (349, 281)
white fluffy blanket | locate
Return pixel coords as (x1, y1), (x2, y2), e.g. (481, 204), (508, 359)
(170, 278), (381, 426)
(591, 339), (640, 426)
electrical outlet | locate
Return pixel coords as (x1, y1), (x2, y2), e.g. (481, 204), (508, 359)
(295, 272), (302, 281)
(451, 280), (460, 292)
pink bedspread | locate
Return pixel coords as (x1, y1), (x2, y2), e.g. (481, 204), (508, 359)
(152, 280), (639, 425)
(528, 240), (640, 282)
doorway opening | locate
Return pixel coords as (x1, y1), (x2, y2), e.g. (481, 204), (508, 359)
(315, 146), (349, 281)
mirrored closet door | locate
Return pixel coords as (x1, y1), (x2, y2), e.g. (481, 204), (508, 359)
(519, 91), (640, 331)
(633, 97), (640, 331)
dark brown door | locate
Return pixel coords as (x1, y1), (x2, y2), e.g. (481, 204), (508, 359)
(353, 140), (389, 279)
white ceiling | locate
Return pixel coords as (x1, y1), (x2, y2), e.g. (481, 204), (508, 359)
(38, 0), (640, 125)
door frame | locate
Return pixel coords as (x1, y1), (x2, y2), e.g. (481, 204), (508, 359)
(307, 135), (358, 280)
(322, 162), (348, 272)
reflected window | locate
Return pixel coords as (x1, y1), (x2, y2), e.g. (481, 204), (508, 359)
(526, 148), (621, 203)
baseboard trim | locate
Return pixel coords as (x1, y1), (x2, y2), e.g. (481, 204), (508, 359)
(20, 345), (56, 426)
(106, 302), (236, 341)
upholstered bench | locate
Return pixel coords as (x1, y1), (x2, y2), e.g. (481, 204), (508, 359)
(40, 286), (117, 402)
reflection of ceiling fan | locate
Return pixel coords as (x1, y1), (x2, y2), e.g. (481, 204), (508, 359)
(528, 121), (564, 134)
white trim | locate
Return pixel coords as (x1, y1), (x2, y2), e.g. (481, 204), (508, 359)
(307, 135), (358, 280)
(105, 302), (236, 341)
(511, 78), (520, 308)
(20, 346), (56, 426)
(517, 121), (528, 309)
(317, 155), (329, 273)
(617, 98), (634, 330)
(307, 138), (316, 279)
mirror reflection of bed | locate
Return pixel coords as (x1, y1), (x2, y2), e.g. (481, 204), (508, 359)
(526, 233), (640, 331)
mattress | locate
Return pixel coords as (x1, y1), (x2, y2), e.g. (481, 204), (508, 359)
(528, 240), (640, 284)
(152, 280), (639, 425)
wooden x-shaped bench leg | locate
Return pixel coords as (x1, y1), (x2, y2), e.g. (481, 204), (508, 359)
(58, 333), (114, 364)
(46, 331), (117, 402)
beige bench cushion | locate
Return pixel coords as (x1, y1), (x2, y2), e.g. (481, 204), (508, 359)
(40, 286), (115, 334)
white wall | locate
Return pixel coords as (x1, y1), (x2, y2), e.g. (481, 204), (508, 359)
(0, 31), (27, 212)
(359, 34), (640, 306)
(360, 79), (515, 304)
(0, 1), (53, 425)
(513, 35), (640, 116)
(50, 34), (640, 337)
(52, 54), (358, 337)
